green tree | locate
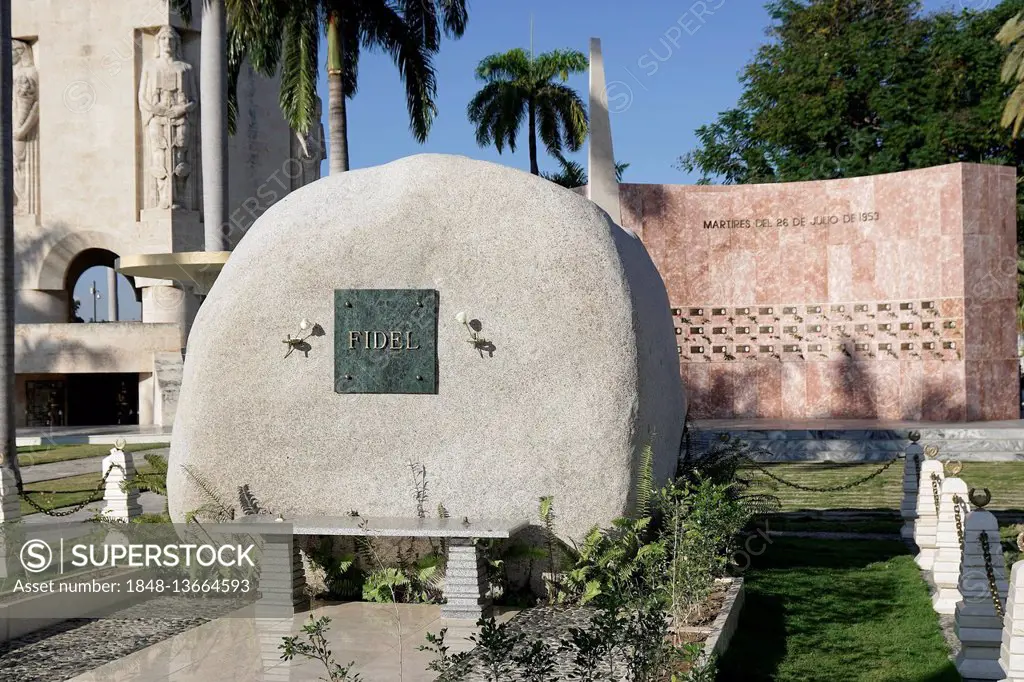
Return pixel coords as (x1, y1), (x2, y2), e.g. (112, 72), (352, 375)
(679, 0), (1024, 230)
(468, 48), (589, 175)
(541, 154), (629, 189)
(228, 0), (467, 174)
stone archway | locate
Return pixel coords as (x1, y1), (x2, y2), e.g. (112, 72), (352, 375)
(62, 247), (139, 322)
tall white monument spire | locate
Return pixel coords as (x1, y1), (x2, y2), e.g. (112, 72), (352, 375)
(587, 38), (621, 225)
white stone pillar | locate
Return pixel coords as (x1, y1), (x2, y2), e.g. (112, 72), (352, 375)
(932, 477), (968, 614)
(914, 459), (944, 570)
(101, 446), (142, 521)
(1001, 550), (1024, 682)
(256, 530), (305, 614)
(900, 435), (923, 541)
(106, 267), (118, 322)
(0, 467), (21, 578)
(955, 509), (1009, 681)
(441, 538), (489, 620)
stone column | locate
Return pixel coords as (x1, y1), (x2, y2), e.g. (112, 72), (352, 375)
(1000, 548), (1024, 682)
(441, 538), (489, 620)
(914, 459), (944, 570)
(587, 38), (621, 225)
(101, 446), (142, 521)
(255, 530), (305, 616)
(106, 268), (118, 322)
(900, 435), (922, 541)
(955, 509), (1009, 681)
(932, 477), (968, 614)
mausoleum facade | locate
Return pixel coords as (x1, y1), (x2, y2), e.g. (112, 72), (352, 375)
(11, 0), (322, 427)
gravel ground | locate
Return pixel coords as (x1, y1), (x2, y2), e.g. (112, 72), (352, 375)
(0, 595), (248, 682)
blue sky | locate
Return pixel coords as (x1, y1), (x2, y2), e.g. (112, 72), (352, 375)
(85, 0), (972, 319)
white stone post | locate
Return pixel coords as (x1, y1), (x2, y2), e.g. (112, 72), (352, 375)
(932, 477), (968, 614)
(441, 538), (489, 620)
(101, 446), (142, 521)
(0, 467), (21, 578)
(955, 509), (1009, 681)
(914, 458), (944, 570)
(1001, 552), (1024, 682)
(255, 530), (305, 615)
(900, 435), (923, 541)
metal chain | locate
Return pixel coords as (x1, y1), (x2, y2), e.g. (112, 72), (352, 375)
(742, 452), (900, 493)
(19, 464), (126, 518)
(979, 531), (1005, 619)
(952, 494), (965, 553)
(931, 474), (941, 515)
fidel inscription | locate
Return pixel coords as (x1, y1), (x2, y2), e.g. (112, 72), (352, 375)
(334, 289), (438, 394)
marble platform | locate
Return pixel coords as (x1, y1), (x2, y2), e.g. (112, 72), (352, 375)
(691, 418), (1024, 462)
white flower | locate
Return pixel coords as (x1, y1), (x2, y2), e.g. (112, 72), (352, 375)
(455, 311), (467, 325)
(299, 318), (310, 331)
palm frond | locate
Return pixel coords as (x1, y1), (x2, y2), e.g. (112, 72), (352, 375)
(474, 48), (531, 83)
(353, 0), (438, 142)
(169, 0), (193, 25)
(278, 1), (320, 135)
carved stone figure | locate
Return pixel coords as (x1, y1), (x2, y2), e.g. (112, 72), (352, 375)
(138, 26), (198, 210)
(12, 39), (39, 216)
(290, 95), (325, 189)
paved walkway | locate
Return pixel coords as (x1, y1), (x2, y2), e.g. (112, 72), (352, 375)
(66, 603), (519, 682)
(19, 448), (168, 485)
(16, 426), (171, 447)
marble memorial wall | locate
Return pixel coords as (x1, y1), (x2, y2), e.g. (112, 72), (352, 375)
(620, 163), (1018, 421)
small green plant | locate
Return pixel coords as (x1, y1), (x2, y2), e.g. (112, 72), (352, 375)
(513, 638), (557, 681)
(470, 617), (524, 681)
(559, 605), (622, 681)
(307, 537), (363, 600)
(419, 628), (471, 679)
(280, 615), (362, 681)
(361, 567), (409, 603)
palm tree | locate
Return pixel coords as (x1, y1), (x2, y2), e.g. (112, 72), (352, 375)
(171, 0), (228, 251)
(467, 48), (589, 175)
(227, 0), (467, 174)
(541, 153), (628, 189)
(0, 0), (19, 494)
(999, 12), (1024, 136)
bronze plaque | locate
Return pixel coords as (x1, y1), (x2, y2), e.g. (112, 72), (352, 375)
(334, 289), (438, 394)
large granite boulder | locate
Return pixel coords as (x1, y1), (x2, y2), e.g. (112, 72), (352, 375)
(166, 154), (686, 540)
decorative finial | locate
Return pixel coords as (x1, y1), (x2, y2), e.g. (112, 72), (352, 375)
(945, 459), (962, 476)
(908, 431), (920, 443)
(968, 488), (991, 508)
(924, 445), (939, 459)
(114, 438), (127, 450)
(1017, 531), (1024, 552)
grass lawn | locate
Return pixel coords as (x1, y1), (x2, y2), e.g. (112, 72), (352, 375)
(16, 442), (167, 468)
(741, 460), (1024, 511)
(20, 462), (162, 516)
(717, 538), (958, 682)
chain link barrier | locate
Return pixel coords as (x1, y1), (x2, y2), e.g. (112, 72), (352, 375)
(979, 530), (1005, 619)
(931, 474), (942, 515)
(17, 464), (161, 518)
(952, 494), (965, 553)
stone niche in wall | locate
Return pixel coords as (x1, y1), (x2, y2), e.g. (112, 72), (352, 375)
(620, 163), (1018, 421)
